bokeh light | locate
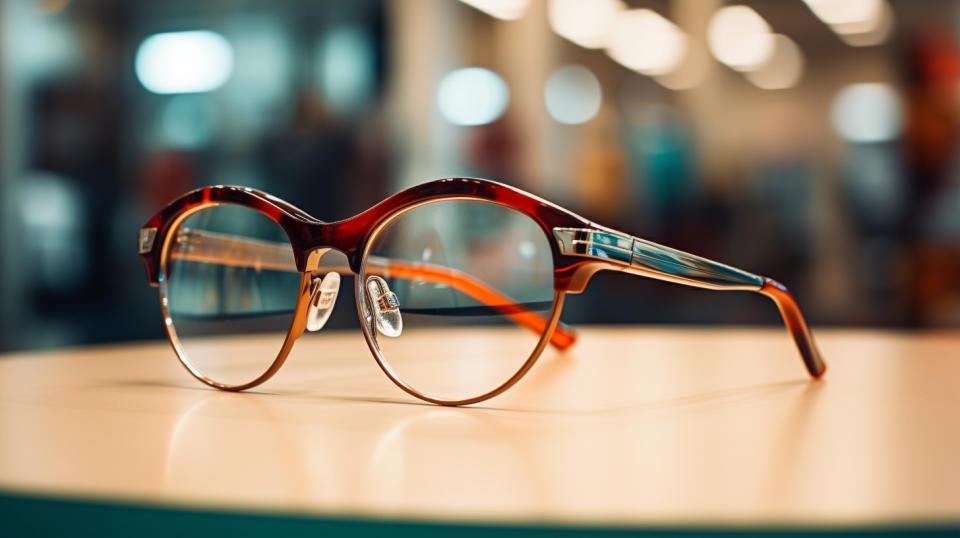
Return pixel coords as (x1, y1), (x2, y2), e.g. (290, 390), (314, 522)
(544, 65), (602, 125)
(804, 0), (881, 27)
(606, 9), (686, 76)
(707, 5), (775, 72)
(135, 30), (234, 95)
(838, 1), (895, 47)
(831, 83), (902, 143)
(804, 0), (894, 47)
(548, 0), (622, 49)
(437, 68), (509, 126)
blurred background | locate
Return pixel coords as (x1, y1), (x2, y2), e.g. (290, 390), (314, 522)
(1, 0), (959, 352)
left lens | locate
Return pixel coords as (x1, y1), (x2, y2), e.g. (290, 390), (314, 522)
(359, 199), (556, 402)
(163, 203), (300, 387)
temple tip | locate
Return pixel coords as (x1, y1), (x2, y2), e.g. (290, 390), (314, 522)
(758, 278), (827, 379)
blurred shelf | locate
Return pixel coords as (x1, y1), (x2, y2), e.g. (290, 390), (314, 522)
(1, 327), (959, 535)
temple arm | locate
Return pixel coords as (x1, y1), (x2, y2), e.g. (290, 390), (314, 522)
(553, 227), (826, 377)
(172, 229), (576, 349)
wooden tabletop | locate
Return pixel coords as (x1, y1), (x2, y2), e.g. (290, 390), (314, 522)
(1, 327), (958, 530)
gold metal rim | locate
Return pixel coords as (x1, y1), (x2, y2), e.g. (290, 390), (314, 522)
(157, 200), (308, 391)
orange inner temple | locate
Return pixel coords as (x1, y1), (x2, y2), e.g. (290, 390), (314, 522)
(377, 260), (575, 349)
(170, 230), (576, 350)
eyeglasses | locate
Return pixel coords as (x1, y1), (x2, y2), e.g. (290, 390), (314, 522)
(139, 178), (826, 405)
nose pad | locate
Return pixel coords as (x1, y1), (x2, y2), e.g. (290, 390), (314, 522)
(306, 272), (341, 332)
(364, 275), (402, 338)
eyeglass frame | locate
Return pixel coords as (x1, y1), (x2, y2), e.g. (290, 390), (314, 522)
(139, 177), (826, 406)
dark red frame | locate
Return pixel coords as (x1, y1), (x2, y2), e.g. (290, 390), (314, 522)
(141, 178), (612, 290)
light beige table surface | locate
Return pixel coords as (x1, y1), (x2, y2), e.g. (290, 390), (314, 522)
(0, 327), (958, 527)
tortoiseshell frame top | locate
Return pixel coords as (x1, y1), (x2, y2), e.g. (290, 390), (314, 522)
(140, 177), (826, 406)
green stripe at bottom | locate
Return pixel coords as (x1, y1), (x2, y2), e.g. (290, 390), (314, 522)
(1, 491), (957, 538)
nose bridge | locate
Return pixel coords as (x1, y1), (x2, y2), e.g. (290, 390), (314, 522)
(318, 218), (373, 273)
(297, 227), (365, 275)
(287, 218), (359, 273)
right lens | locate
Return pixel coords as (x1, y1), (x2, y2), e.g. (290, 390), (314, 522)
(163, 203), (301, 387)
(360, 199), (556, 402)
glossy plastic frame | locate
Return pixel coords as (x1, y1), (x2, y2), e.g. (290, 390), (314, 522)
(140, 178), (826, 405)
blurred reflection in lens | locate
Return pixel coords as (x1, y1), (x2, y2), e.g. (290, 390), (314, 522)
(164, 204), (300, 387)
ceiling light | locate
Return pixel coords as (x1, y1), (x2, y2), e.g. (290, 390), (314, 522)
(803, 0), (881, 27)
(548, 0), (623, 49)
(707, 5), (775, 72)
(606, 9), (687, 76)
